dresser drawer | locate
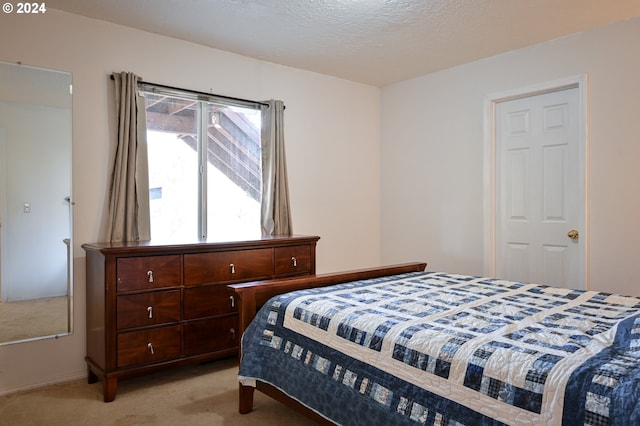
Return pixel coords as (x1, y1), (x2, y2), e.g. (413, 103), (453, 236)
(117, 290), (181, 330)
(184, 316), (238, 356)
(117, 325), (182, 368)
(184, 248), (273, 285)
(275, 245), (312, 276)
(184, 285), (237, 319)
(117, 255), (181, 292)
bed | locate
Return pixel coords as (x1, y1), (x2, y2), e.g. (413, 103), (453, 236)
(229, 262), (640, 425)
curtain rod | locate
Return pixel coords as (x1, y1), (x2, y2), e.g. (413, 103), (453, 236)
(109, 74), (270, 108)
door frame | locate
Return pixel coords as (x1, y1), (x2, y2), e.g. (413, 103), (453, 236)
(0, 130), (5, 301)
(483, 75), (588, 288)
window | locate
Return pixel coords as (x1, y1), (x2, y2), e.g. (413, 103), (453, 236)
(143, 89), (262, 241)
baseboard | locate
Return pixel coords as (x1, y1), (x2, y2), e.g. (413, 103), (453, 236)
(0, 368), (87, 397)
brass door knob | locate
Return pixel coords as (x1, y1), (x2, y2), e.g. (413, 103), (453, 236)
(568, 229), (579, 240)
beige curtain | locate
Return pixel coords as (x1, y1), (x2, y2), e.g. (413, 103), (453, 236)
(104, 72), (151, 242)
(260, 100), (292, 235)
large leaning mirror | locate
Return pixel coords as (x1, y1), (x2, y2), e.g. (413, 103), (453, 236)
(0, 60), (72, 344)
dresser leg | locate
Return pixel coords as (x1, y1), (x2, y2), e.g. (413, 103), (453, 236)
(103, 377), (118, 402)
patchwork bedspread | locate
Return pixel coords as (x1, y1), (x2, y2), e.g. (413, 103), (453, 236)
(239, 272), (640, 425)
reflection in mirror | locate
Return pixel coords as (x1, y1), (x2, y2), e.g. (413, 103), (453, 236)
(0, 61), (72, 344)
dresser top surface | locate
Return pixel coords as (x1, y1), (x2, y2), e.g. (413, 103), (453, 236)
(82, 235), (320, 255)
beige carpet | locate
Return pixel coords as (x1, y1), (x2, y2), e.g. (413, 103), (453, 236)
(0, 357), (319, 426)
(0, 296), (69, 343)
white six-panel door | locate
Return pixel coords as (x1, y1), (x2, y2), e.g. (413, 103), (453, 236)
(495, 87), (581, 288)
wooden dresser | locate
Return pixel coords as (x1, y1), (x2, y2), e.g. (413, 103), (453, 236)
(82, 235), (319, 402)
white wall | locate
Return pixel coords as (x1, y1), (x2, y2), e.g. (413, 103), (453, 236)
(381, 18), (640, 296)
(0, 10), (381, 394)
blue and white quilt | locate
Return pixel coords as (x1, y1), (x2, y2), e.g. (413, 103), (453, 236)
(239, 272), (640, 425)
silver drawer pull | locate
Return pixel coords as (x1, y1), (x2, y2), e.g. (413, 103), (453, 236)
(229, 295), (235, 308)
(147, 270), (154, 283)
(147, 342), (154, 355)
(291, 256), (297, 267)
(230, 328), (236, 340)
(147, 306), (153, 319)
(229, 263), (235, 274)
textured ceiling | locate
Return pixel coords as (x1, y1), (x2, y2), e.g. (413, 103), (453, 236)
(47, 0), (640, 87)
